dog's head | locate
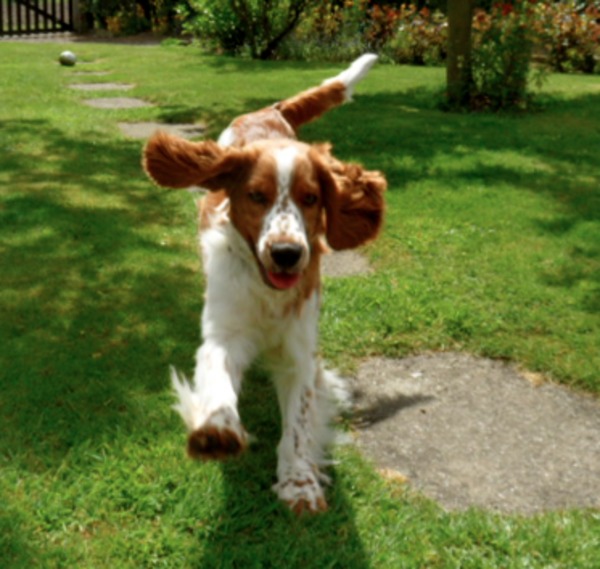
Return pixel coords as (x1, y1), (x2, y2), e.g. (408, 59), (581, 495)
(143, 132), (386, 290)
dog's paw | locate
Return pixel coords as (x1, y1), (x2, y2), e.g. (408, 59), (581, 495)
(273, 474), (328, 514)
(186, 407), (247, 460)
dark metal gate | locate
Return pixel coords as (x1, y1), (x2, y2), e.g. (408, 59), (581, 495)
(0, 0), (76, 36)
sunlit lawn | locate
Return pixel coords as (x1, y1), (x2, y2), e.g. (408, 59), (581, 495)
(1, 41), (598, 567)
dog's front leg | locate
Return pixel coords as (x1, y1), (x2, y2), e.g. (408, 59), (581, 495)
(172, 338), (253, 460)
(271, 348), (330, 514)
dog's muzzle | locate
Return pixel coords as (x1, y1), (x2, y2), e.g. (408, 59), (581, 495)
(265, 242), (306, 290)
(270, 242), (303, 271)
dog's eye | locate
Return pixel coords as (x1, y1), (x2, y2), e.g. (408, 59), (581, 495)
(248, 191), (268, 206)
(301, 194), (318, 207)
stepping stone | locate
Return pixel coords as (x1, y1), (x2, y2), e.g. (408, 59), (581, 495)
(69, 83), (133, 91)
(322, 250), (372, 277)
(83, 97), (153, 109)
(351, 353), (600, 515)
(118, 122), (206, 140)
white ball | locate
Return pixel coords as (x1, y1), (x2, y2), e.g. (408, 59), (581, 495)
(59, 51), (77, 66)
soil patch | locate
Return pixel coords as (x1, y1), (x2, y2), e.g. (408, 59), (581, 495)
(83, 97), (153, 109)
(118, 122), (206, 140)
(69, 83), (133, 91)
(351, 352), (600, 515)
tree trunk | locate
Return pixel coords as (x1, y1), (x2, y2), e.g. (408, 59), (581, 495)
(446, 0), (474, 109)
(258, 0), (309, 60)
(258, 1), (306, 59)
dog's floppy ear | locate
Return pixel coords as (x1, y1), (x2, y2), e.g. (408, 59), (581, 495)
(311, 145), (386, 251)
(143, 131), (249, 190)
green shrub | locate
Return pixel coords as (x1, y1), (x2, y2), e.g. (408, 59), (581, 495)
(277, 1), (370, 62)
(179, 0), (598, 79)
(469, 1), (544, 110)
(179, 0), (244, 54)
(381, 5), (447, 66)
(180, 0), (314, 59)
(279, 2), (447, 64)
(535, 0), (600, 74)
(81, 0), (180, 34)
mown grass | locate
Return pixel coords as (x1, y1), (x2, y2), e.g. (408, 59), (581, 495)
(1, 41), (598, 568)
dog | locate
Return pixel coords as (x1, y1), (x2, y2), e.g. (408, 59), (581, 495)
(143, 54), (386, 514)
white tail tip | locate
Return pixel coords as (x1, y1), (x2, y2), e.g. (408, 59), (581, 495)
(323, 53), (379, 101)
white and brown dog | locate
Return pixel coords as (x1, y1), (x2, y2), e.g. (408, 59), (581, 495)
(143, 54), (386, 514)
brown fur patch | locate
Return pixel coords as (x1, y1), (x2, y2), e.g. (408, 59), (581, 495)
(311, 146), (387, 250)
(277, 81), (346, 131)
(288, 496), (329, 515)
(227, 150), (279, 251)
(187, 425), (247, 461)
(143, 131), (254, 191)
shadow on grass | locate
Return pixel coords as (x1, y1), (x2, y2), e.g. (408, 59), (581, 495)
(0, 118), (201, 471)
(1, 115), (370, 564)
(300, 88), (600, 315)
(194, 367), (370, 568)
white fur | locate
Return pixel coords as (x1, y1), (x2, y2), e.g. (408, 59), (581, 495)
(257, 146), (309, 272)
(217, 126), (236, 147)
(322, 53), (378, 101)
(169, 55), (380, 512)
(173, 211), (348, 510)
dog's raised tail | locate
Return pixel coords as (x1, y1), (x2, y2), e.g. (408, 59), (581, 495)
(276, 54), (378, 132)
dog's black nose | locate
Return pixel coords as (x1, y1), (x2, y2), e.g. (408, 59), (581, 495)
(270, 243), (303, 270)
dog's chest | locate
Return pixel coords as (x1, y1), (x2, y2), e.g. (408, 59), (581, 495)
(201, 220), (317, 334)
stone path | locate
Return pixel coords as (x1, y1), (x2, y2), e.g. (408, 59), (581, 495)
(69, 82), (134, 91)
(117, 122), (207, 141)
(83, 97), (152, 109)
(72, 71), (111, 77)
(351, 353), (600, 515)
(322, 249), (372, 278)
(62, 47), (599, 516)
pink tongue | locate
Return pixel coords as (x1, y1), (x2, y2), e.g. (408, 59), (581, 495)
(267, 271), (301, 290)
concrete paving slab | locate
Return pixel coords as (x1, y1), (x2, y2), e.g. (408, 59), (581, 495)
(69, 83), (133, 91)
(322, 250), (372, 278)
(351, 352), (600, 514)
(83, 97), (152, 109)
(118, 122), (206, 140)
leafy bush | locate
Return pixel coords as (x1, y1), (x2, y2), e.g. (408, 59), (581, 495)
(180, 0), (313, 59)
(179, 0), (598, 78)
(81, 0), (180, 34)
(535, 1), (600, 74)
(469, 1), (543, 110)
(179, 0), (244, 53)
(381, 5), (447, 66)
(280, 2), (447, 64)
(277, 1), (370, 62)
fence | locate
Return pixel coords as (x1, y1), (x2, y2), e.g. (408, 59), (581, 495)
(0, 0), (77, 36)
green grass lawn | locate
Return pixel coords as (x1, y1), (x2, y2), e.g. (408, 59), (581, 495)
(1, 41), (598, 568)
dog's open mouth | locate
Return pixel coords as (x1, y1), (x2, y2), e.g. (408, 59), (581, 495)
(266, 271), (302, 290)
